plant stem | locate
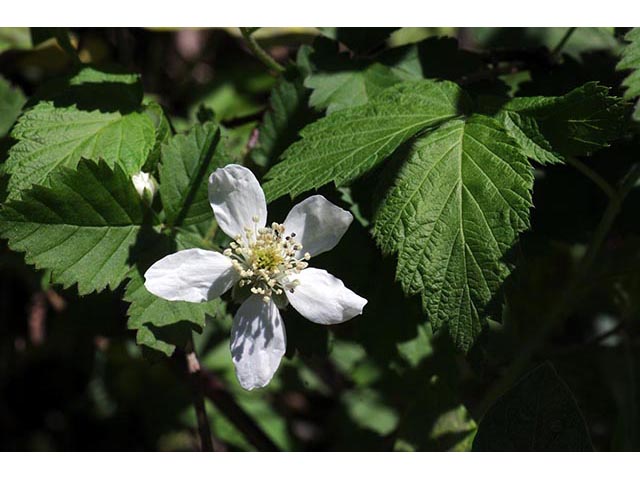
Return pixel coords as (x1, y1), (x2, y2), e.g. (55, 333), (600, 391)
(185, 338), (216, 452)
(477, 164), (640, 416)
(239, 27), (285, 74)
(565, 156), (617, 200)
(551, 27), (577, 57)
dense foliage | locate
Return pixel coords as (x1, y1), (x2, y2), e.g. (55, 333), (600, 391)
(1, 27), (640, 451)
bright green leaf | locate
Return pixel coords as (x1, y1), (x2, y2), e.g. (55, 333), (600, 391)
(0, 160), (145, 294)
(263, 80), (469, 201)
(306, 62), (404, 114)
(5, 67), (155, 199)
(6, 102), (155, 199)
(374, 115), (533, 351)
(617, 28), (640, 120)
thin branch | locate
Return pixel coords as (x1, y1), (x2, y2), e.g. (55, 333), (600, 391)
(239, 27), (285, 74)
(199, 368), (280, 451)
(551, 27), (577, 58)
(565, 156), (617, 200)
(185, 339), (217, 452)
(476, 164), (640, 417)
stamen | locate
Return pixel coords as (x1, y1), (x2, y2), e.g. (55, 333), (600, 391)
(226, 221), (308, 300)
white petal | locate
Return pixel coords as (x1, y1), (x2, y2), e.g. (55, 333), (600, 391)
(285, 268), (367, 325)
(144, 249), (237, 302)
(283, 195), (353, 259)
(230, 295), (286, 390)
(208, 164), (267, 239)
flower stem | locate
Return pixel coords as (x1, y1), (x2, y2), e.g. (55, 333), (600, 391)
(551, 27), (577, 58)
(185, 338), (216, 452)
(239, 27), (285, 74)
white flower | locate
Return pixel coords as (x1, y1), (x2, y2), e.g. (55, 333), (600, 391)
(144, 164), (367, 390)
(132, 171), (157, 203)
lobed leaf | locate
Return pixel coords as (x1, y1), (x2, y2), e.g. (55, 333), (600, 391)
(5, 66), (156, 199)
(374, 115), (533, 351)
(500, 82), (628, 157)
(263, 79), (469, 201)
(617, 28), (640, 120)
(473, 363), (593, 451)
(0, 160), (145, 294)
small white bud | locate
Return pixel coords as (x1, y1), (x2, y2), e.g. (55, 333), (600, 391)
(132, 172), (157, 204)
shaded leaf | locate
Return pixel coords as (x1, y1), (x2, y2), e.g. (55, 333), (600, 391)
(473, 363), (593, 451)
(501, 82), (628, 157)
(394, 376), (476, 451)
(250, 67), (319, 168)
(0, 76), (26, 137)
(159, 121), (229, 227)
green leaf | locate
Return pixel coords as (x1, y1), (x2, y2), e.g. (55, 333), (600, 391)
(142, 101), (172, 171)
(617, 28), (640, 120)
(6, 102), (155, 199)
(159, 121), (229, 228)
(250, 71), (320, 167)
(304, 39), (410, 114)
(263, 80), (469, 201)
(125, 268), (224, 332)
(500, 82), (628, 157)
(0, 76), (25, 137)
(497, 111), (564, 165)
(373, 115), (533, 351)
(394, 376), (477, 452)
(5, 67), (156, 199)
(135, 323), (194, 357)
(0, 160), (145, 295)
(473, 363), (593, 451)
(617, 28), (640, 99)
(308, 63), (403, 114)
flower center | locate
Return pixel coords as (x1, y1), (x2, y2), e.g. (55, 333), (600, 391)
(223, 216), (310, 303)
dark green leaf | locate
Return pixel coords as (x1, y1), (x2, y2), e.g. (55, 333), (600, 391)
(0, 76), (25, 137)
(473, 363), (593, 451)
(394, 376), (476, 451)
(159, 121), (229, 228)
(501, 82), (628, 157)
(250, 68), (319, 167)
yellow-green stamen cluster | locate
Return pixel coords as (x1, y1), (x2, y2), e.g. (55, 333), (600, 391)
(224, 216), (310, 303)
